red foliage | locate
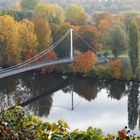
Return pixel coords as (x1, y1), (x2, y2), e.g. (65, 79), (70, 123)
(71, 50), (97, 74)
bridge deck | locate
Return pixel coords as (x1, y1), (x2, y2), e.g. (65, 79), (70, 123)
(0, 58), (73, 79)
(0, 56), (108, 79)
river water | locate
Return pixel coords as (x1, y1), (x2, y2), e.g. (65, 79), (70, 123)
(0, 72), (140, 135)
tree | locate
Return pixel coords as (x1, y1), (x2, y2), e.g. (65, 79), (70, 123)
(77, 24), (100, 52)
(98, 19), (110, 32)
(71, 50), (97, 74)
(18, 19), (38, 61)
(0, 15), (20, 66)
(129, 21), (139, 75)
(108, 60), (122, 79)
(65, 4), (88, 25)
(92, 12), (111, 25)
(106, 24), (127, 57)
(32, 16), (52, 51)
(34, 3), (64, 24)
(21, 0), (40, 10)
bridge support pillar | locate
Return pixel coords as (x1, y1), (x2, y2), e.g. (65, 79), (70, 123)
(70, 28), (74, 60)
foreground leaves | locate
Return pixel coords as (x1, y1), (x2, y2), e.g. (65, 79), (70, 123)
(0, 107), (139, 140)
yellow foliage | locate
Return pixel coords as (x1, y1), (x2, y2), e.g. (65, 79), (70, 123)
(18, 19), (38, 60)
(34, 3), (64, 24)
(32, 16), (52, 51)
(0, 15), (20, 65)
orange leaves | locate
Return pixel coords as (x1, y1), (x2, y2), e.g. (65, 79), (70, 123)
(98, 19), (110, 32)
(108, 60), (122, 79)
(71, 51), (97, 74)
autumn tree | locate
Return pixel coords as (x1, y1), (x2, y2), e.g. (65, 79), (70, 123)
(71, 50), (97, 74)
(129, 21), (139, 75)
(98, 19), (110, 32)
(65, 4), (88, 25)
(18, 19), (38, 61)
(77, 24), (101, 52)
(32, 16), (52, 51)
(34, 3), (64, 24)
(108, 59), (122, 79)
(0, 15), (20, 66)
(92, 12), (111, 25)
(21, 0), (40, 10)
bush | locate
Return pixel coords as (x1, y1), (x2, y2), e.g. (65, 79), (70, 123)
(0, 107), (139, 140)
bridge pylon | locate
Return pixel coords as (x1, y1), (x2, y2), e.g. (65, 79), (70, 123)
(70, 28), (74, 60)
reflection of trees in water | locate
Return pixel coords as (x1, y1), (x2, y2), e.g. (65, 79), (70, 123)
(139, 97), (140, 131)
(0, 75), (31, 111)
(29, 96), (53, 117)
(108, 80), (126, 100)
(73, 78), (99, 101)
(128, 81), (139, 130)
(0, 72), (63, 116)
(1, 73), (140, 131)
(20, 72), (63, 116)
(72, 78), (127, 101)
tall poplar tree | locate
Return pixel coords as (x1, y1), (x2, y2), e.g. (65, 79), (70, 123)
(129, 21), (139, 75)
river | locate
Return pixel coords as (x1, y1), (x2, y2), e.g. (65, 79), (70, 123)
(0, 71), (139, 135)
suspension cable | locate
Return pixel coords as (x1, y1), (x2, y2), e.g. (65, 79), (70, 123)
(73, 29), (109, 62)
(73, 30), (97, 53)
(0, 34), (67, 74)
(0, 30), (70, 73)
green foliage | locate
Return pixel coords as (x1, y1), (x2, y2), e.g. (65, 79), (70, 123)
(106, 24), (127, 57)
(129, 21), (139, 75)
(21, 0), (40, 10)
(70, 127), (104, 140)
(65, 4), (88, 25)
(0, 107), (139, 140)
(0, 10), (19, 21)
(34, 3), (64, 24)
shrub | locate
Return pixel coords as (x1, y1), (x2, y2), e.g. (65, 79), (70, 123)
(0, 107), (139, 140)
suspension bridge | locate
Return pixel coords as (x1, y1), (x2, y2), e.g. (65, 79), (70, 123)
(0, 29), (108, 79)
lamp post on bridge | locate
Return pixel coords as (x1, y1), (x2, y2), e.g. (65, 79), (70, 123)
(70, 28), (74, 60)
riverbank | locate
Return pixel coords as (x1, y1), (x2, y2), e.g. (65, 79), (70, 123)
(50, 56), (140, 82)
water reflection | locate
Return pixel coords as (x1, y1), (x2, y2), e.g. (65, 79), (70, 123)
(128, 82), (139, 130)
(0, 72), (140, 134)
